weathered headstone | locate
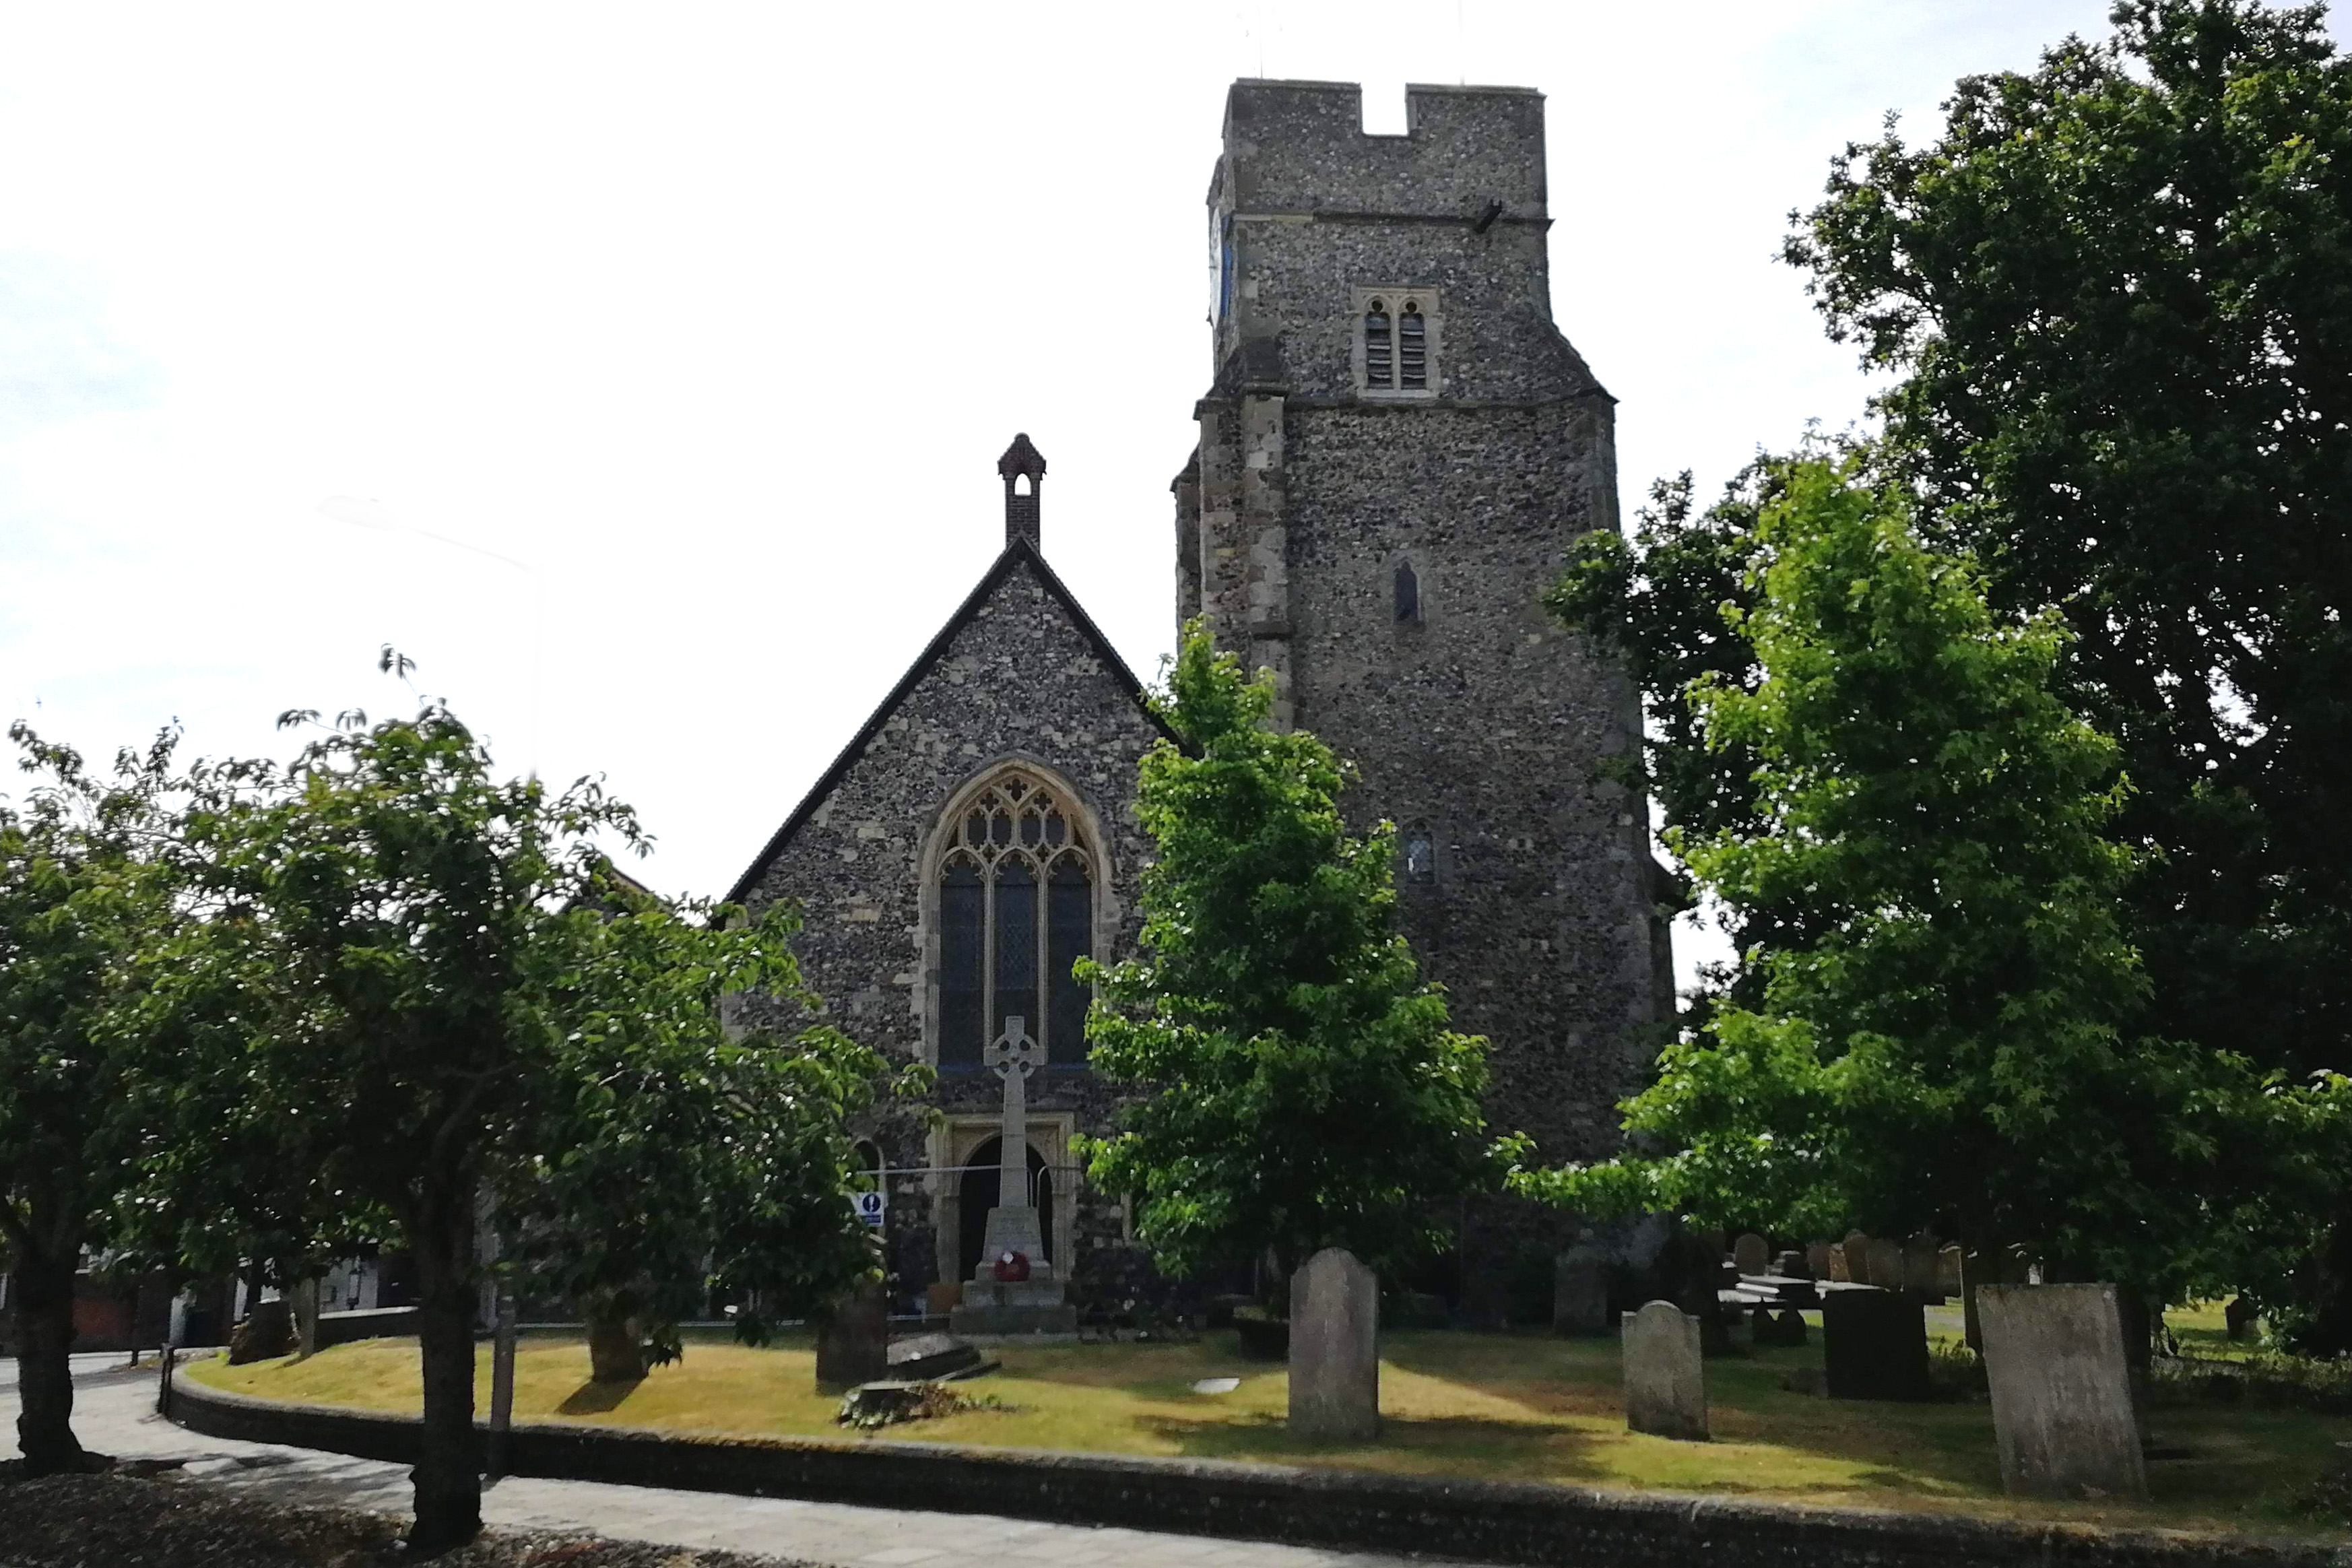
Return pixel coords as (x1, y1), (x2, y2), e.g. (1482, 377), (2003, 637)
(227, 1299), (294, 1365)
(1821, 1288), (1930, 1402)
(1866, 1237), (1904, 1297)
(1622, 1301), (1708, 1441)
(1805, 1241), (1834, 1280)
(1977, 1284), (2147, 1499)
(815, 1280), (889, 1393)
(1732, 1233), (1769, 1277)
(2225, 1296), (2255, 1342)
(1827, 1243), (1850, 1282)
(1553, 1246), (1609, 1336)
(1936, 1245), (1965, 1299)
(1843, 1231), (1872, 1284)
(1903, 1234), (1942, 1301)
(1290, 1247), (1379, 1441)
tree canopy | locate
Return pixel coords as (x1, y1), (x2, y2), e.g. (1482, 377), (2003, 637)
(1081, 626), (1508, 1286)
(1520, 455), (2346, 1299)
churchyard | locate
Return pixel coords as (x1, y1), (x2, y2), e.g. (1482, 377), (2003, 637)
(185, 1309), (2352, 1540)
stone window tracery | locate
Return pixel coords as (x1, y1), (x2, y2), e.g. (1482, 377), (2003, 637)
(938, 773), (1095, 1070)
(1355, 288), (1439, 397)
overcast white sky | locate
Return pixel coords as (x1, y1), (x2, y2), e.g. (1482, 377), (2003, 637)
(9, 3), (2337, 986)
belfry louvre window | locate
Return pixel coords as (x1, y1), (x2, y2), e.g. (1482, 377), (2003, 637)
(1357, 288), (1437, 395)
(938, 773), (1095, 1070)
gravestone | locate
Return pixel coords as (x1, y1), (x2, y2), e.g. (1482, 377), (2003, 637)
(1289, 1247), (1379, 1441)
(1773, 1250), (1807, 1280)
(815, 1280), (889, 1393)
(1821, 1288), (1930, 1402)
(2225, 1297), (2255, 1342)
(1805, 1241), (1834, 1280)
(1753, 1305), (1807, 1346)
(1937, 1245), (1965, 1298)
(1553, 1246), (1609, 1336)
(1733, 1233), (1769, 1277)
(1866, 1237), (1904, 1296)
(1622, 1301), (1708, 1441)
(1977, 1284), (2147, 1499)
(1843, 1231), (1872, 1284)
(1827, 1243), (1850, 1282)
(1903, 1234), (1942, 1301)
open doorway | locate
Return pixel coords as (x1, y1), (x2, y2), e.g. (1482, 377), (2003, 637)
(957, 1136), (1053, 1280)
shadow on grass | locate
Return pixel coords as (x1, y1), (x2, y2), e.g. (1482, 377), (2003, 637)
(1128, 1408), (1619, 1480)
(556, 1377), (643, 1416)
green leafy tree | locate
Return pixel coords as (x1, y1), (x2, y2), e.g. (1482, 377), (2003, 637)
(1517, 457), (2346, 1303)
(169, 674), (885, 1549)
(1786, 0), (2352, 1337)
(0, 724), (181, 1474)
(500, 879), (905, 1385)
(1081, 626), (1508, 1291)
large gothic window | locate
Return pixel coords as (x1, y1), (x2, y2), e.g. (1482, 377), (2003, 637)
(938, 773), (1095, 1070)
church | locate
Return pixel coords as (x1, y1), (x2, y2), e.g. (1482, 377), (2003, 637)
(725, 79), (1670, 1321)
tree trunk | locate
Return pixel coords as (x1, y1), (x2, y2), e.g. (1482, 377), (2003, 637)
(290, 1276), (321, 1361)
(585, 1301), (645, 1385)
(10, 1240), (97, 1475)
(2298, 1197), (2352, 1357)
(405, 1199), (481, 1553)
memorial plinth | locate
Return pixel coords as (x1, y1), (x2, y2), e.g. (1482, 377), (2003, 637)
(948, 1018), (1078, 1337)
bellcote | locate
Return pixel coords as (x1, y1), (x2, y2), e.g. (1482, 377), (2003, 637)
(998, 433), (1046, 550)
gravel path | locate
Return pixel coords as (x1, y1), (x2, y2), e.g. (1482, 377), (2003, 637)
(1, 1354), (1446, 1568)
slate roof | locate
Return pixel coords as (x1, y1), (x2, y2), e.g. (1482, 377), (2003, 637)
(723, 536), (1173, 907)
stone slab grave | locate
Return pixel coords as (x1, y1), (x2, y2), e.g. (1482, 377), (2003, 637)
(1773, 1249), (1807, 1279)
(815, 1279), (889, 1393)
(886, 1332), (993, 1382)
(1978, 1283), (2147, 1499)
(1289, 1246), (1379, 1441)
(1553, 1245), (1608, 1336)
(1821, 1286), (1931, 1402)
(1733, 1233), (1770, 1277)
(1623, 1300), (1708, 1441)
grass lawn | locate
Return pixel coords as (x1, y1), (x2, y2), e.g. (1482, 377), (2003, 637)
(185, 1315), (2350, 1542)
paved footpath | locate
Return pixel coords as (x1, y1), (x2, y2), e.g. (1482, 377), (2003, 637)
(2, 1354), (1451, 1568)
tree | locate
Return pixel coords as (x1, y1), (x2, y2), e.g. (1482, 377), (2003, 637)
(500, 877), (901, 1385)
(1786, 0), (2352, 1336)
(1517, 456), (2346, 1303)
(170, 675), (885, 1548)
(1080, 626), (1509, 1290)
(0, 723), (180, 1474)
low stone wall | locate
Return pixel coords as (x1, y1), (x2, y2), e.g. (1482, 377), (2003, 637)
(164, 1375), (2337, 1568)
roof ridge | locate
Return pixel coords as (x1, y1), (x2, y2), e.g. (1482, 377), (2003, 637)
(721, 539), (1169, 907)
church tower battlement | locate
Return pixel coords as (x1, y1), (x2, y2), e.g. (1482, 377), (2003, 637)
(1177, 79), (1668, 1210)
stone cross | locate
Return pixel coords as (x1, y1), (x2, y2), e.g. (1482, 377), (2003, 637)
(983, 1017), (1044, 1208)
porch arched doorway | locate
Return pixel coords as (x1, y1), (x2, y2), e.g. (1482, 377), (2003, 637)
(958, 1136), (1053, 1280)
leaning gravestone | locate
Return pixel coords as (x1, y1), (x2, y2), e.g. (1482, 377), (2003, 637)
(1843, 1231), (1873, 1284)
(1937, 1245), (1965, 1298)
(1821, 1288), (1930, 1401)
(1553, 1246), (1609, 1336)
(1977, 1284), (2147, 1499)
(1623, 1301), (1708, 1440)
(1290, 1247), (1379, 1441)
(814, 1280), (889, 1394)
(1733, 1233), (1770, 1277)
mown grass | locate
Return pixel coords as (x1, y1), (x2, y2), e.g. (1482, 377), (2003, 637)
(185, 1315), (2351, 1542)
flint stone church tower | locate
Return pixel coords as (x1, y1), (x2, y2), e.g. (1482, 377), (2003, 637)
(728, 80), (1667, 1318)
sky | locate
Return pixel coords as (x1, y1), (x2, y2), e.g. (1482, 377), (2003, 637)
(8, 2), (2338, 988)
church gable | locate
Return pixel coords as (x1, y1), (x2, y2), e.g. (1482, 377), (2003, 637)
(727, 535), (1165, 1068)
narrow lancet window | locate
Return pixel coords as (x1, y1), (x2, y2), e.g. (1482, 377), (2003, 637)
(1399, 302), (1427, 389)
(1404, 824), (1435, 884)
(1365, 299), (1393, 388)
(940, 859), (985, 1065)
(1394, 560), (1420, 622)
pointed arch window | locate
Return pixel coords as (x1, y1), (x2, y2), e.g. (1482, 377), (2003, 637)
(1394, 560), (1421, 622)
(937, 773), (1095, 1069)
